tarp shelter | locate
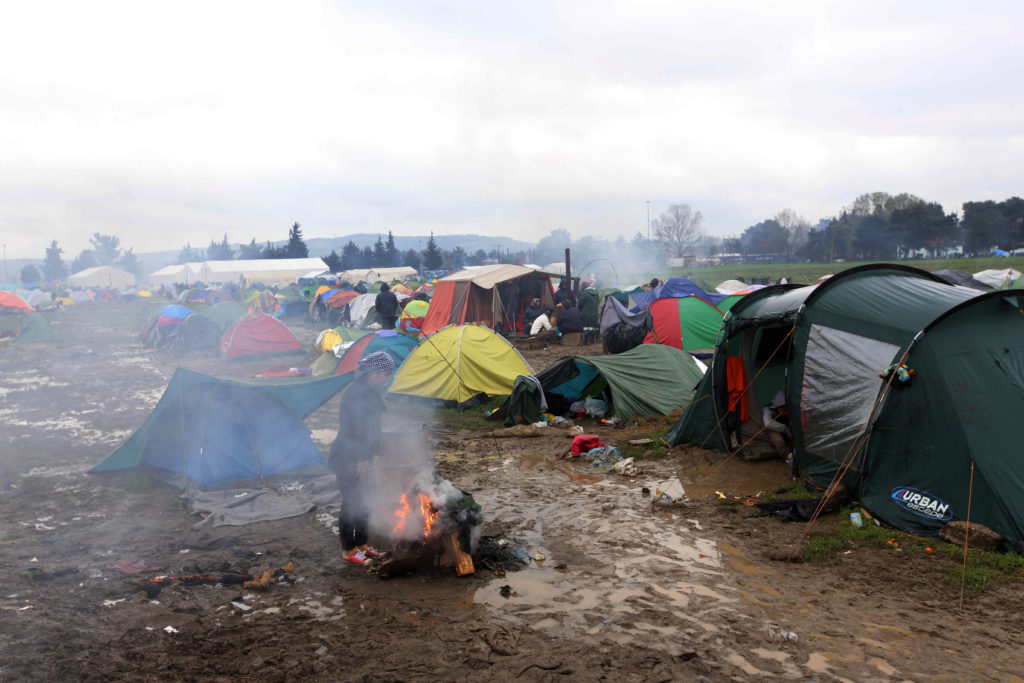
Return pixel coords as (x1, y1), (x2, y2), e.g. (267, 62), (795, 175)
(162, 314), (223, 352)
(0, 291), (33, 313)
(68, 265), (136, 289)
(334, 329), (420, 376)
(201, 301), (248, 333)
(628, 277), (731, 310)
(389, 324), (533, 402)
(971, 268), (1021, 289)
(643, 293), (745, 351)
(533, 345), (705, 420)
(665, 264), (1024, 547)
(220, 314), (302, 359)
(14, 313), (55, 343)
(91, 369), (349, 489)
(932, 269), (993, 291)
(599, 295), (652, 354)
(420, 264), (558, 336)
(196, 258), (329, 286)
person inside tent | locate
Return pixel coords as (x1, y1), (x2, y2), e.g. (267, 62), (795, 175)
(375, 283), (399, 330)
(523, 297), (544, 330)
(328, 351), (395, 565)
(762, 390), (792, 463)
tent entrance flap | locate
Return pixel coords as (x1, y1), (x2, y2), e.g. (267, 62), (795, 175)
(799, 325), (899, 470)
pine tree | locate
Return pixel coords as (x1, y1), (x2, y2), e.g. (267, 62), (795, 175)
(238, 238), (263, 259)
(119, 248), (142, 277)
(373, 235), (386, 266)
(422, 232), (443, 271)
(42, 240), (68, 280)
(341, 241), (362, 270)
(286, 222), (309, 258)
(385, 231), (400, 266)
(323, 249), (342, 273)
(71, 249), (98, 273)
(20, 263), (41, 283)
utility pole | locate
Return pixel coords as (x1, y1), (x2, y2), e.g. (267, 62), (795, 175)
(646, 201), (651, 241)
(2, 243), (6, 283)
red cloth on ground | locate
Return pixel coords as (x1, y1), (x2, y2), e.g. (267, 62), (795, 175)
(570, 434), (604, 457)
(725, 356), (748, 420)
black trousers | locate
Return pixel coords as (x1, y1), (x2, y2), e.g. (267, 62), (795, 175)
(336, 474), (369, 552)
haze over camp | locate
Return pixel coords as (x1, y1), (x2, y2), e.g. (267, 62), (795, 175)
(4, 1), (1024, 681)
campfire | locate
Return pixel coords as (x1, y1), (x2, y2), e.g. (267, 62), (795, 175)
(372, 429), (482, 579)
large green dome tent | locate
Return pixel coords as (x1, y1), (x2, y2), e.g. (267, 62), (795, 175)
(665, 264), (1024, 548)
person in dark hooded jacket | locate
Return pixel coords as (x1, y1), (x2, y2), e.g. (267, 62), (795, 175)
(375, 283), (399, 330)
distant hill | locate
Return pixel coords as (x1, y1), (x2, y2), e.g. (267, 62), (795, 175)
(136, 233), (535, 275)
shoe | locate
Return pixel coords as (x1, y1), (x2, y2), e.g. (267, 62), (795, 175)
(344, 551), (369, 565)
(363, 547), (383, 558)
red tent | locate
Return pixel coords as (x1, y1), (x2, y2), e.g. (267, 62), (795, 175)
(220, 313), (302, 359)
(0, 292), (33, 314)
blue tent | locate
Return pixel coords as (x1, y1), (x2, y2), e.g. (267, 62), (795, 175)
(91, 369), (351, 488)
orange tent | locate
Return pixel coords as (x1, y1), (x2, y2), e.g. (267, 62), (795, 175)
(0, 292), (33, 313)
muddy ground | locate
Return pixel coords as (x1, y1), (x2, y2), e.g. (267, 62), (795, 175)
(2, 302), (1023, 682)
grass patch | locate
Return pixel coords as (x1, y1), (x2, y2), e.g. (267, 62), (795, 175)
(761, 481), (819, 502)
(801, 507), (1024, 589)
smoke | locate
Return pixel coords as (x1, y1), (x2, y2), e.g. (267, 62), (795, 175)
(350, 422), (482, 549)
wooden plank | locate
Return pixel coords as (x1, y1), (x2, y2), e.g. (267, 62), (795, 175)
(442, 533), (475, 576)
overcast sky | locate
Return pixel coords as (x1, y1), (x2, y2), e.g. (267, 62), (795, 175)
(2, 0), (1023, 259)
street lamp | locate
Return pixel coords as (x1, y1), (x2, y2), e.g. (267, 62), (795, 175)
(646, 201), (650, 241)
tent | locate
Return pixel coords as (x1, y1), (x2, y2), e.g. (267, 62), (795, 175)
(91, 369), (349, 488)
(141, 304), (194, 349)
(339, 267), (418, 285)
(665, 264), (1024, 547)
(161, 314), (223, 352)
(346, 293), (378, 328)
(643, 293), (745, 351)
(972, 268), (1021, 289)
(201, 301), (248, 333)
(67, 265), (136, 289)
(13, 313), (55, 343)
(531, 345), (705, 420)
(220, 314), (302, 359)
(399, 299), (430, 334)
(0, 291), (33, 314)
(195, 258), (329, 285)
(932, 269), (993, 291)
(420, 264), (559, 336)
(333, 329), (420, 376)
(389, 324), (533, 402)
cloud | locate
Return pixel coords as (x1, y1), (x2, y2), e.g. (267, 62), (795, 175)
(2, 0), (1023, 258)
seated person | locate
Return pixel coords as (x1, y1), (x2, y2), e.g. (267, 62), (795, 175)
(555, 302), (583, 335)
(523, 298), (544, 329)
(762, 390), (791, 460)
(530, 308), (555, 338)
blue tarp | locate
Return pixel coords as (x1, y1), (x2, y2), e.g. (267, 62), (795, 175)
(629, 277), (729, 310)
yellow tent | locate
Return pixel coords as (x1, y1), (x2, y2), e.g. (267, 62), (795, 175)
(388, 324), (532, 402)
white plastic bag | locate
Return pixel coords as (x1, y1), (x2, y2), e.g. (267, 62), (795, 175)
(584, 397), (608, 418)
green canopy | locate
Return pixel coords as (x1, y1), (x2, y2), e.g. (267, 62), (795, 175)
(14, 313), (55, 343)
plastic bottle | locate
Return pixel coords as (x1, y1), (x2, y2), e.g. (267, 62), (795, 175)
(601, 502), (616, 511)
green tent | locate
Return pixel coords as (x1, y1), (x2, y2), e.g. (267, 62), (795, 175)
(202, 301), (248, 333)
(13, 313), (55, 343)
(665, 264), (1024, 547)
(541, 344), (705, 419)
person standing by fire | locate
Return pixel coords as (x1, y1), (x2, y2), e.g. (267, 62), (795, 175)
(329, 351), (395, 565)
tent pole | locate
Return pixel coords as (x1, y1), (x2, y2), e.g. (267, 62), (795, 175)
(959, 461), (976, 610)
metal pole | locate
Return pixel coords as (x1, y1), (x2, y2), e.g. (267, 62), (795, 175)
(646, 201), (650, 241)
(2, 243), (6, 283)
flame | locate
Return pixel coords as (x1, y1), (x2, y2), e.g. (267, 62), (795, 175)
(391, 493), (410, 534)
(419, 493), (440, 538)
